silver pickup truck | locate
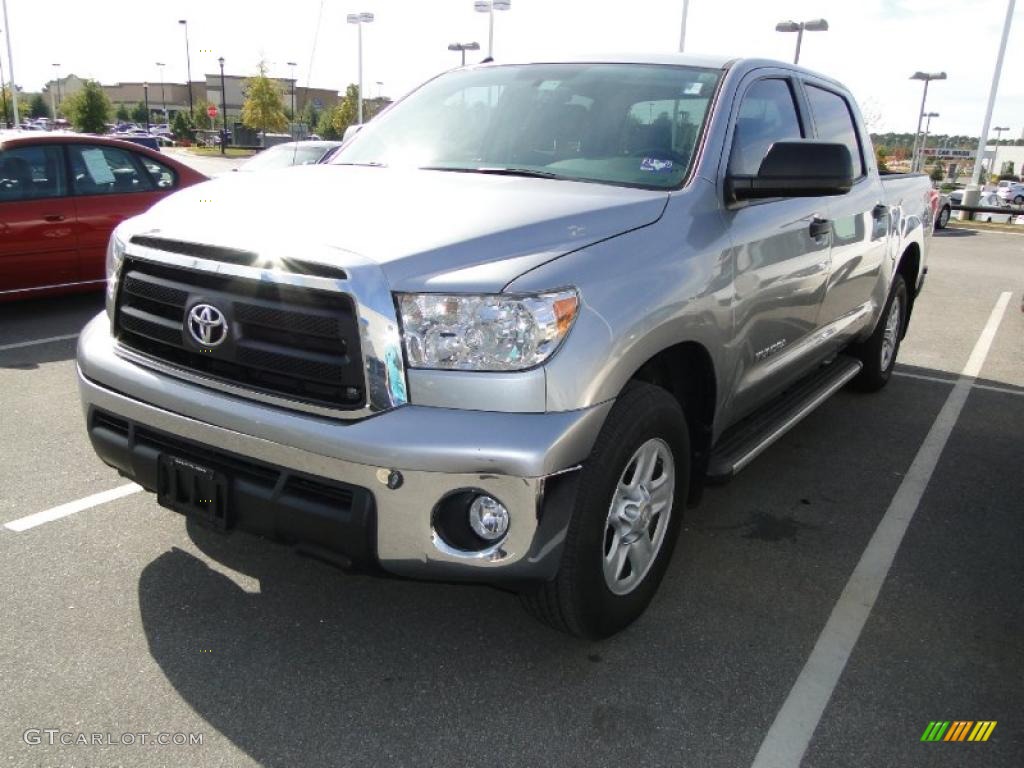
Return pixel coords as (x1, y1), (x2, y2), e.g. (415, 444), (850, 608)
(77, 54), (933, 638)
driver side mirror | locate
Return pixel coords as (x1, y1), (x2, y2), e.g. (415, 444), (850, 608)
(727, 141), (854, 203)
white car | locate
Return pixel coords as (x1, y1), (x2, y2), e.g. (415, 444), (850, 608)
(976, 193), (1015, 223)
(994, 180), (1024, 205)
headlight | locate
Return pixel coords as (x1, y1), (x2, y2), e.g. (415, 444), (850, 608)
(397, 289), (579, 371)
(105, 228), (127, 318)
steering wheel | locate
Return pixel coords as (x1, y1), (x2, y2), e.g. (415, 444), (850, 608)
(629, 147), (689, 165)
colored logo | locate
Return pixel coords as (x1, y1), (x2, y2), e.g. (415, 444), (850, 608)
(187, 304), (228, 347)
(921, 721), (997, 742)
(640, 157), (674, 173)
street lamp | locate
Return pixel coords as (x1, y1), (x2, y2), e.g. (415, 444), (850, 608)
(287, 61), (297, 120)
(51, 63), (61, 118)
(346, 12), (374, 125)
(991, 125), (1010, 178)
(178, 20), (193, 115)
(2, 0), (18, 126)
(155, 62), (166, 120)
(218, 56), (227, 156)
(774, 19), (828, 65)
(679, 0), (689, 52)
(0, 30), (7, 128)
(920, 112), (938, 165)
(909, 71), (946, 172)
(143, 82), (150, 132)
(474, 0), (511, 60)
(447, 41), (480, 66)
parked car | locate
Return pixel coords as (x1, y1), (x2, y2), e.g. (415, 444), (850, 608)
(994, 180), (1024, 205)
(78, 55), (933, 638)
(234, 140), (343, 172)
(975, 193), (1015, 223)
(0, 131), (206, 300)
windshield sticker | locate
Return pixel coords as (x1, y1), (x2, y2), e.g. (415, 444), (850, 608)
(640, 157), (674, 173)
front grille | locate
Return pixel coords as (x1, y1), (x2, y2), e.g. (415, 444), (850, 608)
(114, 257), (365, 410)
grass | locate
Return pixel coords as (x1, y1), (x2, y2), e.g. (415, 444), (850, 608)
(183, 146), (258, 158)
(947, 219), (1022, 233)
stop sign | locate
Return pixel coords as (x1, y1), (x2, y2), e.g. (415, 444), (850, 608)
(207, 105), (218, 118)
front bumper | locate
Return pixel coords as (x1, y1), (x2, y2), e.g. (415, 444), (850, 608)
(77, 315), (611, 583)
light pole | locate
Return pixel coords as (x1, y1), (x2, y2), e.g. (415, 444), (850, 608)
(156, 62), (166, 120)
(0, 31), (7, 128)
(774, 19), (828, 65)
(218, 57), (227, 156)
(990, 125), (1009, 178)
(346, 12), (374, 125)
(971, 0), (1015, 187)
(2, 0), (18, 126)
(474, 0), (511, 60)
(909, 72), (946, 172)
(679, 0), (689, 52)
(920, 112), (938, 168)
(376, 80), (383, 99)
(447, 41), (480, 66)
(51, 63), (61, 118)
(287, 61), (297, 120)
(178, 20), (194, 115)
(143, 82), (150, 131)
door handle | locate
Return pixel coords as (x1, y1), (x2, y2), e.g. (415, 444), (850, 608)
(43, 214), (66, 222)
(809, 217), (832, 239)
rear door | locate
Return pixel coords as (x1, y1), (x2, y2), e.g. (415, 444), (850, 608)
(720, 73), (831, 419)
(0, 143), (77, 294)
(801, 81), (889, 336)
(68, 143), (166, 282)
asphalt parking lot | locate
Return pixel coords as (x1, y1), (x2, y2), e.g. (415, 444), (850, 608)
(1, 229), (1021, 768)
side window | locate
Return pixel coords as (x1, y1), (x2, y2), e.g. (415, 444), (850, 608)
(728, 79), (803, 176)
(0, 145), (67, 202)
(68, 144), (156, 196)
(804, 85), (865, 178)
(138, 155), (177, 189)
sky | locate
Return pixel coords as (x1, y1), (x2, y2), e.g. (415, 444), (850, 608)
(2, 0), (1022, 136)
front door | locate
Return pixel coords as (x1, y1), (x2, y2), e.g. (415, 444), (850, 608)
(721, 75), (831, 420)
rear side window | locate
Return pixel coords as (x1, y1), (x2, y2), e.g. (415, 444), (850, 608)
(68, 144), (156, 196)
(805, 85), (865, 178)
(138, 155), (177, 189)
(0, 145), (67, 202)
(728, 79), (803, 176)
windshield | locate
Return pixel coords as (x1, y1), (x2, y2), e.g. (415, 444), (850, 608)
(332, 63), (722, 189)
(241, 144), (329, 171)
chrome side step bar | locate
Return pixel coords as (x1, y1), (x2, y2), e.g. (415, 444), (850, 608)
(707, 355), (863, 481)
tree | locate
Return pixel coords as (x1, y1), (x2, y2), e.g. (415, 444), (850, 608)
(929, 162), (945, 182)
(998, 160), (1016, 181)
(316, 109), (339, 139)
(63, 80), (112, 134)
(241, 60), (287, 141)
(131, 101), (149, 124)
(1, 84), (12, 127)
(191, 101), (216, 131)
(172, 110), (195, 142)
(115, 104), (131, 122)
(28, 93), (49, 119)
(328, 84), (360, 137)
(875, 145), (889, 173)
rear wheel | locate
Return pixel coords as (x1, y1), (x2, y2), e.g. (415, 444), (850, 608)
(848, 274), (908, 392)
(1013, 194), (1023, 205)
(519, 382), (689, 639)
(936, 205), (950, 229)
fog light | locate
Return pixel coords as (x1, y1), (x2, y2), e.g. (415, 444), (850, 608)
(468, 495), (509, 541)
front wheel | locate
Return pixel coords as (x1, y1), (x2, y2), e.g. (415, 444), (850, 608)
(935, 205), (950, 229)
(848, 274), (908, 392)
(519, 382), (690, 639)
(1012, 195), (1023, 205)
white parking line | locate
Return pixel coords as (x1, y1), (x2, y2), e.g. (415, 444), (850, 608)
(0, 333), (79, 353)
(4, 483), (142, 532)
(893, 370), (956, 386)
(750, 291), (1013, 768)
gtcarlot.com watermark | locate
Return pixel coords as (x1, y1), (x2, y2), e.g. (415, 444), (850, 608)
(23, 729), (204, 747)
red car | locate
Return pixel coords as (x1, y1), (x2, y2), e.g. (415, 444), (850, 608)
(0, 131), (206, 301)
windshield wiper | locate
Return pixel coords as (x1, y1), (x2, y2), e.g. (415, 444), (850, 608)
(420, 166), (565, 180)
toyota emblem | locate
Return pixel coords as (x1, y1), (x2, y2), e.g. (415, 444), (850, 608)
(187, 303), (229, 347)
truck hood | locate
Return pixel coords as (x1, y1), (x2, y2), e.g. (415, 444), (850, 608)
(141, 164), (669, 291)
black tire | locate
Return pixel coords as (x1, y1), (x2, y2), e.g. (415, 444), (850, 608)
(935, 205), (950, 230)
(848, 274), (908, 392)
(519, 382), (690, 639)
(1013, 195), (1023, 205)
